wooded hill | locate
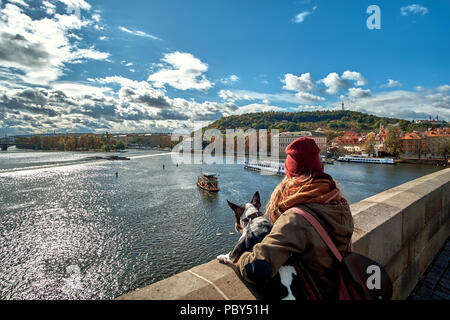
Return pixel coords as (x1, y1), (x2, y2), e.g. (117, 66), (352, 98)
(206, 111), (410, 134)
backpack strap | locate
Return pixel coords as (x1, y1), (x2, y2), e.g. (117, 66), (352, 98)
(289, 207), (343, 262)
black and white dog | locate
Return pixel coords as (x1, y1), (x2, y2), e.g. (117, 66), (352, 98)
(217, 192), (300, 300)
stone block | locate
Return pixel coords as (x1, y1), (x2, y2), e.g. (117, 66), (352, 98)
(385, 244), (409, 283)
(117, 269), (211, 300)
(379, 190), (424, 211)
(364, 210), (403, 267)
(349, 201), (377, 217)
(395, 180), (439, 197)
(352, 202), (401, 234)
(417, 222), (450, 281)
(402, 199), (426, 244)
(427, 211), (444, 241)
(352, 227), (369, 255)
(190, 260), (256, 300)
(443, 181), (450, 208)
(396, 255), (421, 300)
(408, 225), (428, 263)
(178, 283), (233, 300)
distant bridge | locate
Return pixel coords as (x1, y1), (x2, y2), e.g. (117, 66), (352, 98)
(0, 143), (15, 151)
(0, 143), (39, 151)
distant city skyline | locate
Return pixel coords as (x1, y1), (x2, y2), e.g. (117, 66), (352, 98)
(0, 0), (449, 135)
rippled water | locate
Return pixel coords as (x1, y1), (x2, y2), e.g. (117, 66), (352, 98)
(0, 150), (443, 299)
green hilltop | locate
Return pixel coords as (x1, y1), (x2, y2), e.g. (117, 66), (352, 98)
(206, 110), (411, 135)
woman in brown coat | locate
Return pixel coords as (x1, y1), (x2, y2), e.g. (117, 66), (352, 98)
(235, 137), (354, 299)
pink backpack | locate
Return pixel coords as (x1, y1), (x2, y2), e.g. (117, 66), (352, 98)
(290, 207), (393, 300)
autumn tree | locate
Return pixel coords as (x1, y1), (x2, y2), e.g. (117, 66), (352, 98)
(385, 126), (403, 158)
(437, 137), (450, 159)
(364, 132), (376, 157)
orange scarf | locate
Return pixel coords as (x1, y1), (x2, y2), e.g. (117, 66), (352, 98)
(278, 175), (342, 212)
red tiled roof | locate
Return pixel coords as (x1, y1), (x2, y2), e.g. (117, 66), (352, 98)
(425, 128), (450, 137)
(402, 132), (422, 140)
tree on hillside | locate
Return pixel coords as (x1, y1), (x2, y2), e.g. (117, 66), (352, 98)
(385, 126), (403, 158)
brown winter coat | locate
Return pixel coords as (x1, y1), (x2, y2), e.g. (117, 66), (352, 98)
(236, 202), (354, 299)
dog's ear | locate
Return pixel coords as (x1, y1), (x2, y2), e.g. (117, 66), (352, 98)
(227, 200), (241, 214)
(251, 192), (261, 210)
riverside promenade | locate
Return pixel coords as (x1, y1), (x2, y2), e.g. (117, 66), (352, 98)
(118, 168), (450, 300)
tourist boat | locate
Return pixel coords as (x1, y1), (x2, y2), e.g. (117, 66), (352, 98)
(244, 157), (335, 176)
(337, 156), (395, 165)
(244, 160), (285, 176)
(197, 173), (220, 192)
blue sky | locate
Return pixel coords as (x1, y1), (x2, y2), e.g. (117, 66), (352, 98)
(0, 0), (449, 134)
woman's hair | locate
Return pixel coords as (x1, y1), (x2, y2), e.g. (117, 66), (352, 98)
(264, 172), (315, 223)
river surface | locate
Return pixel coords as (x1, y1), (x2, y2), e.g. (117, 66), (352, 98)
(0, 149), (444, 299)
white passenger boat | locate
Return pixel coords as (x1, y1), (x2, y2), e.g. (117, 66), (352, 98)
(337, 156), (395, 165)
(244, 156), (337, 175)
(244, 160), (285, 176)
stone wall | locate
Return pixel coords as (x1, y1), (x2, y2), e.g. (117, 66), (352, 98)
(117, 168), (450, 300)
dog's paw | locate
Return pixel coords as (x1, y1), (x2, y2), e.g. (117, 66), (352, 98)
(217, 254), (233, 265)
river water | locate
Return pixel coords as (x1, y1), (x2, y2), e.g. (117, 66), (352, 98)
(0, 149), (444, 299)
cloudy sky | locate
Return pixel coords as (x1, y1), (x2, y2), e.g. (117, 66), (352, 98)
(0, 0), (449, 135)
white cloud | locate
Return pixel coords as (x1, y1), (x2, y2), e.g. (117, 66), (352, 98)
(348, 87), (372, 99)
(51, 81), (113, 97)
(0, 74), (242, 134)
(342, 71), (367, 86)
(415, 86), (425, 92)
(220, 74), (239, 85)
(92, 13), (100, 22)
(121, 61), (134, 67)
(381, 79), (403, 88)
(219, 89), (239, 102)
(292, 6), (317, 24)
(401, 4), (429, 16)
(318, 72), (349, 94)
(0, 3), (110, 85)
(42, 1), (56, 15)
(148, 51), (213, 91)
(437, 84), (450, 92)
(221, 89), (325, 105)
(318, 71), (367, 94)
(282, 72), (325, 101)
(119, 26), (161, 40)
(340, 87), (450, 121)
(297, 105), (325, 112)
(296, 92), (325, 102)
(233, 103), (282, 115)
(8, 0), (29, 7)
(282, 73), (315, 93)
(57, 0), (91, 11)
